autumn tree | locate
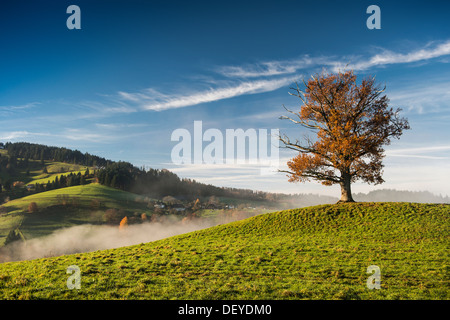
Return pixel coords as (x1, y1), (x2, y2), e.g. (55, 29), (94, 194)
(119, 216), (128, 230)
(28, 202), (38, 213)
(280, 70), (410, 202)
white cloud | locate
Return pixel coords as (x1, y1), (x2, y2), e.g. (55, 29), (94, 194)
(63, 129), (113, 143)
(0, 131), (51, 140)
(0, 102), (41, 111)
(385, 145), (450, 160)
(78, 100), (137, 115)
(217, 57), (326, 78)
(388, 80), (450, 114)
(350, 40), (450, 71)
(216, 40), (450, 79)
(386, 145), (450, 154)
(119, 77), (295, 111)
(94, 123), (148, 129)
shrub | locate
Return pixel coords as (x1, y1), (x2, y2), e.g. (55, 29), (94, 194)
(103, 208), (120, 223)
(28, 202), (38, 213)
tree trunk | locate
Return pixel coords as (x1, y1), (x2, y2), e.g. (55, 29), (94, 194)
(338, 173), (355, 203)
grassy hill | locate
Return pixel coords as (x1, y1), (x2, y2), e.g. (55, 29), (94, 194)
(0, 202), (448, 300)
(0, 184), (152, 244)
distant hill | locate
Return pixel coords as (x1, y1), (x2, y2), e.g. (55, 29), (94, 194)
(0, 183), (152, 246)
(0, 141), (291, 203)
(354, 189), (450, 203)
(0, 202), (448, 299)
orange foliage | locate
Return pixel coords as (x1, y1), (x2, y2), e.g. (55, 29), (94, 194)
(28, 202), (38, 213)
(119, 216), (128, 230)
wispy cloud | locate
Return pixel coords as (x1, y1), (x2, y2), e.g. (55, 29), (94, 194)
(350, 40), (450, 71)
(94, 123), (148, 130)
(0, 130), (51, 140)
(0, 102), (42, 117)
(63, 129), (114, 143)
(217, 40), (450, 78)
(388, 80), (450, 114)
(386, 145), (450, 160)
(216, 56), (328, 78)
(0, 102), (41, 111)
(118, 77), (295, 111)
(77, 99), (137, 115)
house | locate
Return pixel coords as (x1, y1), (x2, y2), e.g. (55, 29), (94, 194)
(172, 203), (186, 212)
(12, 181), (25, 189)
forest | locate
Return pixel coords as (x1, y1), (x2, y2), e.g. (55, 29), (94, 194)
(0, 142), (286, 202)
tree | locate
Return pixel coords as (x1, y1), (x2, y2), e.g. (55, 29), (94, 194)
(162, 195), (178, 205)
(40, 149), (45, 165)
(3, 180), (11, 191)
(119, 216), (128, 230)
(110, 175), (117, 188)
(103, 208), (120, 223)
(28, 202), (38, 213)
(4, 229), (23, 245)
(280, 70), (410, 202)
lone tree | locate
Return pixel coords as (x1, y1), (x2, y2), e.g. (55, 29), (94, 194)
(280, 70), (410, 202)
(28, 202), (38, 213)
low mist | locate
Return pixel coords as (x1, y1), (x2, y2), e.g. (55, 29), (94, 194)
(2, 189), (447, 263)
(0, 216), (221, 263)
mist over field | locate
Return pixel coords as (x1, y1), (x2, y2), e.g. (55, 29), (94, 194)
(1, 188), (448, 263)
(0, 217), (220, 263)
(353, 189), (450, 203)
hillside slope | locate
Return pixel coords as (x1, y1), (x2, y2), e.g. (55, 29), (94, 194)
(0, 202), (448, 300)
(0, 183), (151, 244)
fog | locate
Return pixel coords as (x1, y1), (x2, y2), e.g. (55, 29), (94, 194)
(353, 189), (450, 203)
(0, 217), (220, 263)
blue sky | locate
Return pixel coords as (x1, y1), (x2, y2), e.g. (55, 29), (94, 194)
(1, 0), (450, 197)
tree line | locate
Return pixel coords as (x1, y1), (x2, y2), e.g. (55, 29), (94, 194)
(35, 171), (90, 193)
(3, 142), (112, 167)
(95, 161), (275, 201)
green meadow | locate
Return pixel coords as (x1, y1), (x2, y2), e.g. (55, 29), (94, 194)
(0, 184), (151, 243)
(0, 202), (448, 300)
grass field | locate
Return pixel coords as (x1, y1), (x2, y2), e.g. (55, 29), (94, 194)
(0, 184), (152, 244)
(0, 202), (448, 300)
(0, 183), (148, 214)
(27, 170), (87, 186)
